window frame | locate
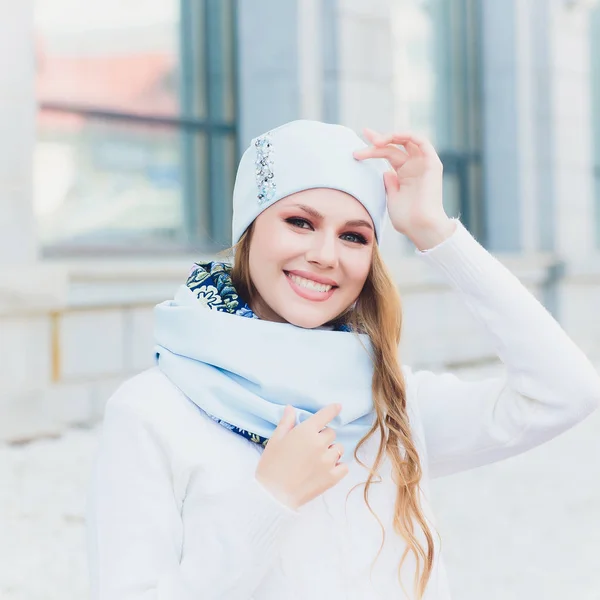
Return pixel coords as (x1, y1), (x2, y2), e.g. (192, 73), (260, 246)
(436, 0), (485, 242)
(37, 0), (238, 257)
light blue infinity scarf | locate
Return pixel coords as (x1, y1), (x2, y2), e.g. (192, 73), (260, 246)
(154, 267), (377, 461)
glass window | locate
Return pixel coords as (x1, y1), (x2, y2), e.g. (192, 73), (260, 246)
(34, 0), (237, 253)
(392, 0), (484, 240)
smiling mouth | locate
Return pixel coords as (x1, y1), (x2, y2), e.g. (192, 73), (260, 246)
(284, 271), (338, 294)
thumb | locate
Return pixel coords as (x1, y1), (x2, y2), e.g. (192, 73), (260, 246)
(270, 405), (296, 442)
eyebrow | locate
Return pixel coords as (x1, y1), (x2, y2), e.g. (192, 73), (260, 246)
(292, 204), (374, 230)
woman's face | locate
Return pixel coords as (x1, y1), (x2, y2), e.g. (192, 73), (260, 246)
(248, 188), (375, 328)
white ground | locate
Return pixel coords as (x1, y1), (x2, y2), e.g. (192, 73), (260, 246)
(2, 364), (600, 600)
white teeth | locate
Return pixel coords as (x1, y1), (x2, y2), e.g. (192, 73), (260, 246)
(288, 274), (332, 293)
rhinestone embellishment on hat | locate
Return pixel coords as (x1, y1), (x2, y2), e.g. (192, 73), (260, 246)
(254, 134), (276, 205)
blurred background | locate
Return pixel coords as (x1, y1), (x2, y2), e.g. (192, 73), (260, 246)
(1, 0), (600, 598)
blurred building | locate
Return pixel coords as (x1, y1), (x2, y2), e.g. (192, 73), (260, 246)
(1, 0), (600, 441)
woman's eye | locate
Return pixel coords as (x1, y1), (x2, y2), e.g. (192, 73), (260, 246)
(286, 217), (313, 229)
(341, 232), (368, 245)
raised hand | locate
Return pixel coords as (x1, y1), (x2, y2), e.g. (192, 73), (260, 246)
(353, 128), (456, 250)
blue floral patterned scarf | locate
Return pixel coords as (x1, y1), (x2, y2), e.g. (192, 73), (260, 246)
(186, 261), (258, 320)
(184, 261), (352, 448)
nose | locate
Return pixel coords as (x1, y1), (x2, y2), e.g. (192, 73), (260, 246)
(305, 231), (339, 269)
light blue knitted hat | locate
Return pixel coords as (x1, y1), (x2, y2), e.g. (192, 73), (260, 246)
(231, 119), (388, 245)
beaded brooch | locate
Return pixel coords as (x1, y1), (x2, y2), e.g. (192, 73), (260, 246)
(254, 133), (276, 205)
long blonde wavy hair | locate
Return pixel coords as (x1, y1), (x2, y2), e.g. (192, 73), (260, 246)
(230, 222), (436, 598)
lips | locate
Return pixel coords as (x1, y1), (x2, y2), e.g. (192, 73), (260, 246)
(284, 270), (338, 302)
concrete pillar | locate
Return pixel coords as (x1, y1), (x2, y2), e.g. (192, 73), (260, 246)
(336, 0), (395, 132)
(236, 0), (301, 146)
(0, 0), (67, 312)
(547, 1), (596, 259)
(480, 0), (528, 252)
(481, 0), (596, 258)
(0, 0), (37, 265)
(0, 0), (69, 443)
(297, 0), (325, 121)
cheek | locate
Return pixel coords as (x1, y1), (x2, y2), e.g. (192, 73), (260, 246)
(344, 252), (372, 291)
(248, 241), (274, 293)
(252, 227), (305, 268)
(248, 230), (295, 291)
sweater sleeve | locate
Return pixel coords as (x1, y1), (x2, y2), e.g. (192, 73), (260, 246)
(86, 393), (299, 600)
(409, 220), (600, 479)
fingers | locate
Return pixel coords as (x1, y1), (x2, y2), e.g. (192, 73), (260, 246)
(332, 462), (350, 480)
(324, 442), (344, 466)
(368, 128), (436, 155)
(359, 127), (441, 163)
(318, 426), (337, 447)
(305, 403), (342, 432)
(270, 405), (296, 442)
(353, 145), (409, 170)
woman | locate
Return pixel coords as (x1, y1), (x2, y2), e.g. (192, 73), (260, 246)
(86, 120), (600, 599)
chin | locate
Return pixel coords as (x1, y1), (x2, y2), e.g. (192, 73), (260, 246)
(279, 308), (333, 330)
